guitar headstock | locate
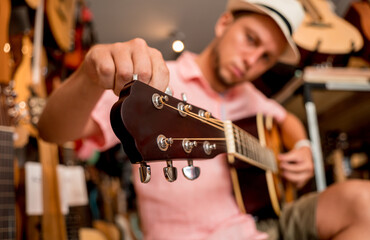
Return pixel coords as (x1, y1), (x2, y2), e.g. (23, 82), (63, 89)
(110, 80), (226, 183)
(0, 81), (17, 127)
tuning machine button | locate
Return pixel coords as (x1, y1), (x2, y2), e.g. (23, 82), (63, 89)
(177, 102), (193, 117)
(165, 87), (173, 96)
(157, 134), (173, 151)
(203, 141), (216, 155)
(178, 93), (193, 117)
(198, 109), (211, 118)
(182, 160), (200, 180)
(182, 139), (197, 153)
(139, 162), (151, 183)
(152, 93), (168, 109)
(163, 160), (178, 182)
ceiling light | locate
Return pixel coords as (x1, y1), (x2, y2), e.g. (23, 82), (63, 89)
(172, 40), (184, 53)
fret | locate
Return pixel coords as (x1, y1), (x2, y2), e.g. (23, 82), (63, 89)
(0, 215), (16, 221)
(235, 128), (241, 154)
(0, 127), (16, 240)
(0, 192), (15, 197)
(227, 122), (277, 172)
(0, 180), (14, 185)
(241, 131), (247, 157)
(0, 166), (13, 172)
(0, 172), (13, 181)
(0, 204), (15, 209)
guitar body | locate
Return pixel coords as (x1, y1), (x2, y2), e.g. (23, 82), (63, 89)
(46, 0), (76, 52)
(344, 1), (370, 64)
(293, 0), (363, 55)
(230, 116), (295, 219)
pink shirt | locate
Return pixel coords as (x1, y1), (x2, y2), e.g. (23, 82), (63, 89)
(86, 52), (287, 239)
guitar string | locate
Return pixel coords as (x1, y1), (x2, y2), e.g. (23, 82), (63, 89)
(160, 98), (270, 162)
(161, 100), (224, 131)
(161, 98), (266, 148)
(160, 97), (264, 146)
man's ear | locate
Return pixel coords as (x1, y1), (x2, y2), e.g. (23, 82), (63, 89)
(215, 12), (234, 37)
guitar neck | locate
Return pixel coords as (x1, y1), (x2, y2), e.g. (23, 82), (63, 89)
(224, 121), (278, 172)
(0, 127), (16, 239)
(300, 0), (322, 22)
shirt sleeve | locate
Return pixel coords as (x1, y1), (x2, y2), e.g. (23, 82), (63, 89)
(77, 90), (121, 158)
(247, 82), (287, 123)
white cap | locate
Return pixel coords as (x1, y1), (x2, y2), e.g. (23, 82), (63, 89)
(227, 0), (304, 64)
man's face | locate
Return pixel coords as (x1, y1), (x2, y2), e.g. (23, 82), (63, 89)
(210, 12), (288, 92)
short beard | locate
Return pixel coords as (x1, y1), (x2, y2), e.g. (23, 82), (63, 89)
(210, 42), (235, 91)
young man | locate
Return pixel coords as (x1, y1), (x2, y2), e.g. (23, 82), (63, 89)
(38, 0), (370, 239)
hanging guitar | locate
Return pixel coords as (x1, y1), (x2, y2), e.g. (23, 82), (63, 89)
(293, 0), (364, 66)
(344, 0), (370, 64)
(46, 0), (77, 52)
(110, 80), (295, 218)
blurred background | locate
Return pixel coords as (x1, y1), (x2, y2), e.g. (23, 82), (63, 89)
(2, 0), (369, 239)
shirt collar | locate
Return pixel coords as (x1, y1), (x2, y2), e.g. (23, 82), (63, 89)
(175, 51), (246, 99)
(176, 51), (204, 82)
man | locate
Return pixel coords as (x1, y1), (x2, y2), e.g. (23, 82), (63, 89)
(38, 0), (370, 239)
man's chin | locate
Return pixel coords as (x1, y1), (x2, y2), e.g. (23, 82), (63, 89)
(219, 78), (238, 91)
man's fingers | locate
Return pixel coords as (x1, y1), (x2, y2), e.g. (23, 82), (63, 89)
(131, 38), (153, 85)
(85, 44), (116, 89)
(111, 42), (134, 95)
(89, 39), (168, 95)
(147, 47), (169, 92)
(281, 170), (312, 188)
(280, 161), (308, 173)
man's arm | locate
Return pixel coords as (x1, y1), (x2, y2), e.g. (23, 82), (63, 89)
(38, 38), (169, 145)
(278, 112), (314, 189)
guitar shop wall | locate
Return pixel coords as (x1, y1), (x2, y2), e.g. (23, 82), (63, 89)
(1, 0), (369, 239)
(4, 0), (139, 239)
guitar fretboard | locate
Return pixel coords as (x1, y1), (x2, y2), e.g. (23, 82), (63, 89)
(0, 126), (16, 240)
(224, 121), (277, 172)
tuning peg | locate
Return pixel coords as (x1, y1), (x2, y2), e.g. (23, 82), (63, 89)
(165, 87), (173, 96)
(163, 160), (178, 182)
(139, 162), (151, 183)
(182, 139), (197, 153)
(181, 92), (187, 102)
(182, 159), (200, 180)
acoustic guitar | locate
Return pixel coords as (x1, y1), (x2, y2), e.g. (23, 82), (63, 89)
(46, 0), (77, 52)
(344, 0), (370, 64)
(293, 0), (363, 55)
(110, 80), (296, 218)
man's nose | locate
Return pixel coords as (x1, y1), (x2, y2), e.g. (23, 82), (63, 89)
(243, 47), (264, 67)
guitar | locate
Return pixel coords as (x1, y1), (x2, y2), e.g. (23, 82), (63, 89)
(110, 80), (295, 218)
(293, 0), (363, 55)
(344, 0), (370, 64)
(46, 0), (77, 52)
(0, 88), (17, 240)
(0, 0), (17, 239)
(61, 142), (116, 240)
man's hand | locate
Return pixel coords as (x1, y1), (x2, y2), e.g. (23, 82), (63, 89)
(79, 38), (169, 95)
(38, 38), (169, 144)
(278, 146), (314, 189)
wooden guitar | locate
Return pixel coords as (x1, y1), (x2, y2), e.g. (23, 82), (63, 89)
(344, 0), (370, 64)
(0, 86), (17, 240)
(46, 0), (77, 52)
(110, 80), (295, 218)
(0, 0), (18, 239)
(293, 0), (363, 55)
